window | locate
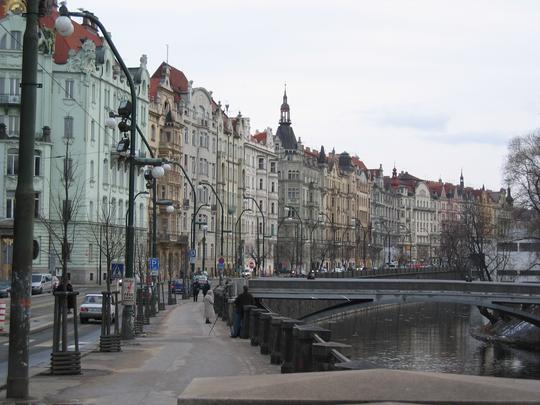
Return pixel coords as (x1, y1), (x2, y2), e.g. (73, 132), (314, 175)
(88, 244), (94, 262)
(271, 182), (275, 193)
(9, 78), (20, 95)
(64, 116), (74, 139)
(89, 201), (94, 220)
(7, 148), (18, 175)
(65, 80), (74, 99)
(92, 83), (96, 103)
(184, 128), (189, 144)
(259, 179), (263, 190)
(34, 150), (41, 176)
(270, 162), (276, 173)
(63, 199), (72, 221)
(6, 191), (15, 218)
(161, 185), (166, 199)
(0, 34), (6, 49)
(6, 115), (19, 136)
(90, 160), (95, 181)
(271, 202), (275, 214)
(10, 31), (21, 50)
(258, 158), (264, 170)
(151, 125), (156, 141)
(287, 187), (300, 201)
(34, 193), (40, 218)
(103, 159), (109, 184)
(91, 120), (96, 142)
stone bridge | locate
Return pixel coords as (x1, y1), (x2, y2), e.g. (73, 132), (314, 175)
(249, 278), (540, 325)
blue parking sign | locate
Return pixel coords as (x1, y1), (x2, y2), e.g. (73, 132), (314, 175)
(149, 258), (160, 276)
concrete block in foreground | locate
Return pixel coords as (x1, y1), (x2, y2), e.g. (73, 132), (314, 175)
(178, 369), (540, 404)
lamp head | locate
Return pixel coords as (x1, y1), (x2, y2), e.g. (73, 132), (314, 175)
(104, 116), (117, 129)
(166, 205), (175, 214)
(151, 166), (165, 178)
(55, 15), (74, 37)
(162, 163), (172, 172)
(197, 184), (205, 190)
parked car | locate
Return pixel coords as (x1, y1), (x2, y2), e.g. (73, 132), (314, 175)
(0, 280), (10, 298)
(31, 273), (53, 294)
(79, 293), (115, 324)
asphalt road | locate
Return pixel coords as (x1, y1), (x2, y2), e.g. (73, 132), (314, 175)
(0, 285), (121, 384)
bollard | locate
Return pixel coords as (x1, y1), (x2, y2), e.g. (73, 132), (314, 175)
(240, 305), (257, 339)
(259, 312), (275, 355)
(280, 319), (303, 373)
(249, 308), (266, 346)
(312, 342), (352, 371)
(0, 300), (5, 332)
(292, 324), (331, 373)
(269, 315), (287, 364)
(226, 299), (235, 327)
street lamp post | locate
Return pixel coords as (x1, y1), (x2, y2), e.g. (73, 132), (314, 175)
(201, 224), (208, 275)
(163, 161), (195, 298)
(319, 212), (336, 270)
(7, 0), (40, 397)
(285, 206), (303, 273)
(200, 181), (224, 278)
(308, 214), (324, 270)
(56, 4), (139, 339)
(244, 196), (265, 277)
(234, 208), (252, 273)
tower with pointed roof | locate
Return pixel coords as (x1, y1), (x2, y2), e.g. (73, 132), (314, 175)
(275, 86), (297, 151)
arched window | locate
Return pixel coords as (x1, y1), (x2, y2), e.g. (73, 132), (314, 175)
(90, 160), (95, 181)
(102, 196), (108, 217)
(89, 201), (94, 221)
(151, 125), (156, 141)
(139, 203), (144, 228)
(103, 159), (109, 184)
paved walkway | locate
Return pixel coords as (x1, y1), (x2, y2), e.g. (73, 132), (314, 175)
(0, 299), (280, 404)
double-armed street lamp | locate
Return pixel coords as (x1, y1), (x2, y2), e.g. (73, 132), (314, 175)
(244, 196), (265, 276)
(56, 4), (140, 339)
(285, 206), (303, 273)
(234, 208), (252, 273)
(199, 182), (224, 257)
(318, 211), (336, 270)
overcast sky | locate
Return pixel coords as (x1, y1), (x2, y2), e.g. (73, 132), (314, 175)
(67, 0), (540, 190)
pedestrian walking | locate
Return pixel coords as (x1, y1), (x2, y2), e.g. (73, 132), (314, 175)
(192, 279), (200, 302)
(203, 289), (215, 324)
(231, 285), (254, 338)
(202, 281), (210, 297)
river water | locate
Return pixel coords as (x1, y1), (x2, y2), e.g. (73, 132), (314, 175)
(319, 303), (540, 379)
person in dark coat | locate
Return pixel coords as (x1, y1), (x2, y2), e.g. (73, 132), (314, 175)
(66, 281), (75, 313)
(202, 281), (210, 297)
(192, 279), (200, 302)
(231, 285), (254, 338)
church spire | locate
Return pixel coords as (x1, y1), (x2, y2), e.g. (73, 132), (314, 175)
(280, 84), (291, 125)
(460, 169), (464, 189)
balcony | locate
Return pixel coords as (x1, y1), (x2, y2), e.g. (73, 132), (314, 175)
(0, 94), (20, 105)
(158, 232), (188, 244)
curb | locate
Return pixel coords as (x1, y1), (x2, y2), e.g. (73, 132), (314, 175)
(0, 316), (75, 337)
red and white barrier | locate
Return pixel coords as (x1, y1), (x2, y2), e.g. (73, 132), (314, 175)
(0, 300), (5, 332)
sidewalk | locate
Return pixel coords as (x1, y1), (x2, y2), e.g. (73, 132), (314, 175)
(0, 298), (280, 404)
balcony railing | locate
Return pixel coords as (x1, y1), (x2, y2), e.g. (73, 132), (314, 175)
(0, 94), (20, 105)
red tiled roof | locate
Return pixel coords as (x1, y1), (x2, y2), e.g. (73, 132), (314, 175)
(150, 62), (189, 102)
(304, 149), (319, 159)
(351, 156), (367, 170)
(40, 11), (103, 64)
(252, 131), (267, 144)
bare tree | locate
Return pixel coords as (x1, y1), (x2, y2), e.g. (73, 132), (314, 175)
(40, 140), (84, 285)
(88, 192), (125, 293)
(504, 131), (540, 223)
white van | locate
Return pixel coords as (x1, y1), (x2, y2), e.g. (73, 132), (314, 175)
(31, 273), (53, 294)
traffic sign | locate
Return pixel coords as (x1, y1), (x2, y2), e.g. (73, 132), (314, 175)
(189, 249), (197, 264)
(111, 262), (124, 280)
(149, 258), (160, 276)
(122, 278), (135, 305)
